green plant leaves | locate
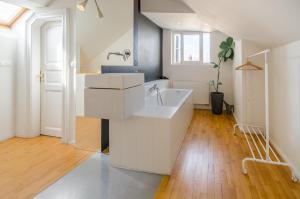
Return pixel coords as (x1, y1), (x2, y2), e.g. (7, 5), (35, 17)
(225, 48), (233, 58)
(218, 50), (226, 58)
(220, 41), (228, 50)
(229, 50), (234, 59)
(210, 36), (235, 92)
(226, 37), (233, 46)
(210, 62), (219, 68)
(218, 37), (235, 61)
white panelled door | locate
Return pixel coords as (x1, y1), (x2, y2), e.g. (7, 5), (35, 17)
(40, 21), (64, 137)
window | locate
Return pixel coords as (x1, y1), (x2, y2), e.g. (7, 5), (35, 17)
(173, 34), (181, 64)
(172, 32), (211, 64)
(0, 1), (27, 28)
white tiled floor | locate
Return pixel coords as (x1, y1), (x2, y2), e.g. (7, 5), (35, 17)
(35, 154), (162, 199)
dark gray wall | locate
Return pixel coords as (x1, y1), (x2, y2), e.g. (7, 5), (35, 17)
(102, 0), (163, 82)
(134, 0), (162, 82)
(101, 0), (163, 144)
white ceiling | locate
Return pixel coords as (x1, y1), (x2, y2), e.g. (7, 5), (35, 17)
(142, 12), (214, 32)
(182, 0), (300, 47)
(141, 0), (215, 32)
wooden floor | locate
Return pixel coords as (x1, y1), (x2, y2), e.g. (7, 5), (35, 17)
(76, 116), (101, 152)
(1, 110), (300, 199)
(0, 136), (92, 199)
(155, 110), (300, 199)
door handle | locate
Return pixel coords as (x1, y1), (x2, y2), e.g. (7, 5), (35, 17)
(37, 71), (45, 83)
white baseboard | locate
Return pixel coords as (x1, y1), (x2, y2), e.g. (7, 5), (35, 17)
(270, 139), (300, 178)
(68, 140), (76, 145)
(231, 114), (299, 178)
(232, 113), (239, 124)
(194, 104), (210, 109)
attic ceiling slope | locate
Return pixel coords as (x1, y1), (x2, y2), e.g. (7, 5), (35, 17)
(141, 0), (193, 13)
(182, 0), (300, 47)
(141, 0), (215, 31)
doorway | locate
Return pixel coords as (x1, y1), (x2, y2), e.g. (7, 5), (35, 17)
(39, 21), (64, 137)
(25, 10), (70, 142)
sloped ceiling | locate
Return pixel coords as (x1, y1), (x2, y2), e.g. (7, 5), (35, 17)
(182, 0), (300, 47)
(77, 0), (133, 66)
(142, 12), (214, 32)
(141, 0), (214, 32)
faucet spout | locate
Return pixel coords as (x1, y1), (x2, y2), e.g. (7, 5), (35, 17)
(107, 49), (131, 61)
(148, 84), (158, 92)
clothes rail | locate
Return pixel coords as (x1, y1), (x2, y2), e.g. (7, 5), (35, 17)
(233, 49), (298, 182)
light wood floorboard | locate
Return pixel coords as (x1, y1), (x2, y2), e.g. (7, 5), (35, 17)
(0, 136), (92, 199)
(155, 110), (300, 199)
(75, 116), (101, 152)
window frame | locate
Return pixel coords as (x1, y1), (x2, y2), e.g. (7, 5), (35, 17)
(173, 33), (181, 64)
(0, 5), (27, 29)
(171, 31), (212, 66)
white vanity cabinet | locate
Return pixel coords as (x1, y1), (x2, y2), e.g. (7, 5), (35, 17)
(84, 73), (145, 120)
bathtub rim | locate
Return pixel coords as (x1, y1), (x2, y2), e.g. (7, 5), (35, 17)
(134, 88), (193, 119)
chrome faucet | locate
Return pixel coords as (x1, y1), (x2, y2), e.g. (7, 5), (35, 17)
(107, 49), (131, 61)
(148, 84), (158, 93)
(148, 84), (164, 106)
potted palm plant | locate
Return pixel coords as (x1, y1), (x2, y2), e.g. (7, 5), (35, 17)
(210, 37), (235, 114)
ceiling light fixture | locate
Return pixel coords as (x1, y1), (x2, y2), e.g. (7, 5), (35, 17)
(76, 0), (104, 18)
(76, 0), (88, 12)
(94, 0), (103, 18)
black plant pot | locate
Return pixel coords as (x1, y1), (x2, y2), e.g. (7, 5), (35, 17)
(211, 92), (224, 115)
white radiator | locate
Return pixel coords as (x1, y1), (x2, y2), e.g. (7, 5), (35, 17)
(172, 80), (209, 105)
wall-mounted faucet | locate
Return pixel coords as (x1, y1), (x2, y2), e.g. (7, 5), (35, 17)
(107, 49), (131, 61)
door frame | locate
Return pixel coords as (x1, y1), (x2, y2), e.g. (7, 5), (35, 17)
(25, 9), (71, 143)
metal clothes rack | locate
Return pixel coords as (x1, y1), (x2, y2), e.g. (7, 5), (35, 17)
(233, 49), (298, 182)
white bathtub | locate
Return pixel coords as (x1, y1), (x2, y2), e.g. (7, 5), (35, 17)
(110, 88), (193, 175)
(146, 89), (191, 107)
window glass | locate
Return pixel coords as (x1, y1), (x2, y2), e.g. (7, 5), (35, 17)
(0, 1), (22, 24)
(183, 34), (200, 62)
(172, 32), (211, 65)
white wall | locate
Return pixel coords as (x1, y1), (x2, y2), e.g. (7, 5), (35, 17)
(80, 28), (134, 73)
(232, 38), (300, 177)
(90, 28), (133, 67)
(13, 0), (78, 143)
(12, 11), (32, 137)
(76, 74), (85, 116)
(269, 40), (300, 176)
(163, 30), (234, 106)
(78, 0), (134, 68)
(232, 39), (265, 125)
(232, 40), (244, 123)
(0, 33), (17, 141)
